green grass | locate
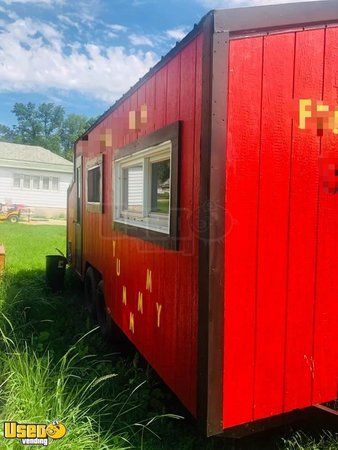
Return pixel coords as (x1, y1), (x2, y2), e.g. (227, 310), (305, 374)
(0, 223), (336, 449)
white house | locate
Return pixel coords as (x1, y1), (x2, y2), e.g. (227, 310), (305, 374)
(0, 142), (73, 218)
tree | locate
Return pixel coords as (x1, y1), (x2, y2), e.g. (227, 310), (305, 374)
(0, 124), (18, 142)
(61, 114), (97, 160)
(0, 102), (96, 160)
(37, 103), (64, 138)
(12, 102), (43, 143)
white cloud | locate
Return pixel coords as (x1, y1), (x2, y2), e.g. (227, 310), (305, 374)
(0, 4), (19, 19)
(108, 23), (127, 33)
(57, 14), (81, 31)
(3, 0), (63, 5)
(166, 27), (189, 41)
(0, 17), (158, 103)
(129, 33), (153, 47)
(199, 0), (324, 7)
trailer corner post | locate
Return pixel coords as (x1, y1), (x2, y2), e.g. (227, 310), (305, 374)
(198, 10), (229, 437)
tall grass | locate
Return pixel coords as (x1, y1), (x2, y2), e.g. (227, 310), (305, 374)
(282, 431), (338, 450)
(0, 223), (336, 450)
(0, 224), (181, 449)
(0, 323), (176, 449)
(0, 338), (126, 449)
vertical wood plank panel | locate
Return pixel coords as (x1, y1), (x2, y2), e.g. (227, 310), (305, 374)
(253, 32), (295, 419)
(163, 53), (181, 389)
(284, 28), (324, 412)
(312, 26), (338, 404)
(223, 36), (263, 427)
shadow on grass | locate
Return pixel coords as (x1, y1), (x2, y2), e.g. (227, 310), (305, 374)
(0, 267), (336, 450)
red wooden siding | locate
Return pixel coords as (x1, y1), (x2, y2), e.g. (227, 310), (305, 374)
(224, 27), (338, 428)
(76, 34), (203, 415)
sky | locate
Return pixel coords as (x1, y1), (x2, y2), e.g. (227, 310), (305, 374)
(0, 0), (324, 126)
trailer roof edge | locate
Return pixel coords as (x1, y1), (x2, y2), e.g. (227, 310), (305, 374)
(76, 0), (337, 144)
(215, 0), (338, 35)
(75, 11), (212, 144)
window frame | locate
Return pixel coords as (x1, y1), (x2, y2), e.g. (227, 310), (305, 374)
(86, 154), (103, 213)
(115, 142), (171, 232)
(112, 121), (180, 250)
(12, 174), (21, 189)
(12, 174), (59, 191)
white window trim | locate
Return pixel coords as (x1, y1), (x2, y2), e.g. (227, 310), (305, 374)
(114, 140), (172, 234)
(12, 174), (59, 191)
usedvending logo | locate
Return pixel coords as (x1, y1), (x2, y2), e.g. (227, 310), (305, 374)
(3, 420), (67, 446)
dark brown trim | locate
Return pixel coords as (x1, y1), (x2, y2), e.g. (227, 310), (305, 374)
(86, 154), (104, 213)
(112, 122), (180, 251)
(197, 13), (213, 435)
(215, 0), (338, 37)
(197, 11), (229, 436)
(220, 403), (338, 438)
(113, 221), (175, 250)
(206, 25), (229, 437)
(86, 203), (102, 213)
(221, 408), (307, 439)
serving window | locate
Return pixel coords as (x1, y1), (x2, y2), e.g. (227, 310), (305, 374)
(113, 122), (179, 250)
(86, 154), (103, 213)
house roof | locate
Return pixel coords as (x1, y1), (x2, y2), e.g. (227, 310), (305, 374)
(0, 142), (73, 173)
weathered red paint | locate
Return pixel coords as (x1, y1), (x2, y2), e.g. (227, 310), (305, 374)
(224, 27), (338, 428)
(67, 3), (338, 435)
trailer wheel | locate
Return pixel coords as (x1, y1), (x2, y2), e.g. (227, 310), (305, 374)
(96, 281), (125, 343)
(96, 280), (114, 340)
(84, 267), (98, 318)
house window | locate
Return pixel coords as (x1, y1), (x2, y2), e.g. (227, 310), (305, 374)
(51, 177), (59, 191)
(32, 176), (40, 189)
(42, 176), (50, 190)
(23, 175), (30, 189)
(13, 174), (21, 188)
(113, 121), (180, 249)
(86, 155), (103, 213)
(12, 174), (59, 190)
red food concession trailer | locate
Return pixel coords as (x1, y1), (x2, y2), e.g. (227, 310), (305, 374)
(67, 0), (338, 436)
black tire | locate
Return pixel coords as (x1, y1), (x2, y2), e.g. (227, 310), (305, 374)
(96, 280), (113, 340)
(96, 280), (125, 343)
(8, 215), (19, 224)
(84, 267), (99, 318)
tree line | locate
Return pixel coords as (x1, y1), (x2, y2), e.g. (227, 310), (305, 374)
(0, 102), (97, 161)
